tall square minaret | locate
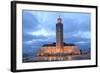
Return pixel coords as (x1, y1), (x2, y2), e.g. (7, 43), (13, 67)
(56, 16), (63, 51)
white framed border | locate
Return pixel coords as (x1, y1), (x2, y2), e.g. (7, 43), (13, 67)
(11, 1), (97, 71)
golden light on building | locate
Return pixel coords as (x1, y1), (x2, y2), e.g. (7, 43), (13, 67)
(36, 16), (81, 61)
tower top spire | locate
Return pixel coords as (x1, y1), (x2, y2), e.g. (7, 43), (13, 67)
(57, 16), (62, 24)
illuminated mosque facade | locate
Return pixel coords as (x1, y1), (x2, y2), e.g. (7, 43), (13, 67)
(36, 16), (81, 61)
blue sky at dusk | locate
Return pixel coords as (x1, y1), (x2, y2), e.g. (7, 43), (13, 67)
(22, 10), (91, 55)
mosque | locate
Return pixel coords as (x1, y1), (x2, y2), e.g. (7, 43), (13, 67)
(36, 16), (81, 61)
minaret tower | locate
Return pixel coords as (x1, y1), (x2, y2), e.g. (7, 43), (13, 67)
(56, 16), (63, 52)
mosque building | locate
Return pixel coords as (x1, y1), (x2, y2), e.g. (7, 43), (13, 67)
(36, 16), (81, 61)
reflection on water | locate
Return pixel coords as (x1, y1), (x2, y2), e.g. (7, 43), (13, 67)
(23, 52), (90, 63)
(41, 56), (73, 61)
(67, 56), (71, 60)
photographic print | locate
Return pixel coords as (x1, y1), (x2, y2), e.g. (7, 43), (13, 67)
(22, 10), (91, 63)
(11, 1), (98, 72)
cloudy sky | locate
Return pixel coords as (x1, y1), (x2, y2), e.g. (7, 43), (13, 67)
(22, 10), (91, 54)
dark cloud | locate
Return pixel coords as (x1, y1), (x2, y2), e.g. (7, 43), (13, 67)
(23, 34), (48, 41)
(23, 34), (33, 41)
(64, 36), (90, 43)
(63, 17), (90, 33)
(22, 11), (39, 33)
